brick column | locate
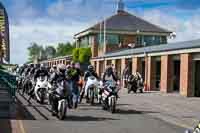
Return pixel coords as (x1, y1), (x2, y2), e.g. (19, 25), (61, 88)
(91, 61), (95, 66)
(121, 58), (126, 88)
(145, 56), (156, 91)
(96, 61), (100, 76)
(104, 60), (108, 69)
(91, 35), (98, 58)
(132, 57), (142, 74)
(180, 54), (193, 97)
(160, 55), (173, 93)
(112, 59), (116, 66)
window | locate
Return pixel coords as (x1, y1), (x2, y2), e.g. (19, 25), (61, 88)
(143, 35), (155, 46)
(136, 35), (167, 46)
(80, 36), (89, 48)
(97, 34), (120, 47)
(161, 36), (167, 44)
(107, 34), (119, 45)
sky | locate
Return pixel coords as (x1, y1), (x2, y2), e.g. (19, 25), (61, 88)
(1, 0), (200, 64)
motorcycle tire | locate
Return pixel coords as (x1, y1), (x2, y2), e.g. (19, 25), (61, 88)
(39, 90), (45, 104)
(102, 103), (107, 110)
(90, 88), (95, 105)
(139, 88), (143, 93)
(58, 102), (67, 120)
(110, 97), (116, 113)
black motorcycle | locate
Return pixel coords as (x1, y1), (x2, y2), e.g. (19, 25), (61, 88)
(127, 74), (144, 94)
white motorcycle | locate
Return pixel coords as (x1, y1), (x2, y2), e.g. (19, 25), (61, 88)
(34, 76), (49, 104)
(101, 80), (119, 113)
(85, 76), (99, 105)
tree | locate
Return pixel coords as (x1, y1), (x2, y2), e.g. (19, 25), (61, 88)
(72, 47), (92, 64)
(45, 46), (56, 59)
(28, 43), (41, 62)
(56, 42), (75, 57)
(72, 48), (79, 62)
(27, 43), (47, 62)
(79, 48), (92, 63)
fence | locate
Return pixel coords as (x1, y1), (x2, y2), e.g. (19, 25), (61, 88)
(0, 69), (17, 98)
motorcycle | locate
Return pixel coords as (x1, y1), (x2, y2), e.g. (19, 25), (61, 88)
(34, 76), (49, 104)
(49, 80), (69, 120)
(16, 75), (23, 92)
(185, 121), (200, 133)
(101, 80), (119, 113)
(127, 74), (144, 94)
(85, 76), (99, 105)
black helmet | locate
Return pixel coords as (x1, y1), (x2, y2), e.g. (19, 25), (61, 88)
(88, 65), (94, 71)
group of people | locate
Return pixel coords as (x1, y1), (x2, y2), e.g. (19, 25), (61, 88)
(16, 61), (120, 115)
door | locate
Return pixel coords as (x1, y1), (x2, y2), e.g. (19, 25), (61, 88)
(195, 61), (200, 97)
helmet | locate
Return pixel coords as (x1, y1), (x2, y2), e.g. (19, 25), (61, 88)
(88, 65), (94, 71)
(53, 65), (57, 69)
(71, 61), (75, 67)
(75, 62), (80, 69)
(30, 64), (34, 67)
(40, 64), (45, 69)
(57, 64), (66, 73)
(66, 65), (71, 69)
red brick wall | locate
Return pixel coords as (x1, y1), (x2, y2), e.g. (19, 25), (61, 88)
(160, 55), (173, 93)
(180, 54), (193, 97)
(91, 35), (98, 58)
(145, 56), (156, 91)
(132, 57), (142, 74)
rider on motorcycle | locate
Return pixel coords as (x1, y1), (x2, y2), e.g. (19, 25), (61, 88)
(34, 64), (49, 80)
(49, 64), (72, 115)
(28, 64), (49, 102)
(102, 66), (119, 98)
(79, 65), (99, 103)
(84, 65), (98, 81)
(102, 66), (118, 83)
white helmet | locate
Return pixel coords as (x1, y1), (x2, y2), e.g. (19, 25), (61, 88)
(57, 64), (66, 73)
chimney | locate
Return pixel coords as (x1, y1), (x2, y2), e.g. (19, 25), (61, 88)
(117, 0), (125, 13)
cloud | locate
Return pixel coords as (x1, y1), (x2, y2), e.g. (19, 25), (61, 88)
(139, 9), (200, 42)
(10, 17), (94, 64)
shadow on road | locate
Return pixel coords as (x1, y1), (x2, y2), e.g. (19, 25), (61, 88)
(65, 115), (119, 121)
(16, 97), (36, 120)
(17, 93), (50, 120)
(115, 109), (159, 115)
(0, 120), (12, 133)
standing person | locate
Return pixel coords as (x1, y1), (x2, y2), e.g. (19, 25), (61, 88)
(122, 65), (131, 88)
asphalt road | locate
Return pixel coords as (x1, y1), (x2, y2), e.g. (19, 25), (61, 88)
(16, 93), (185, 133)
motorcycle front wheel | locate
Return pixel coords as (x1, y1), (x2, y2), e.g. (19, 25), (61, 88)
(89, 88), (95, 105)
(109, 96), (116, 113)
(58, 101), (67, 120)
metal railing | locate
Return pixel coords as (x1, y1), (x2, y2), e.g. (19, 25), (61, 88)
(0, 69), (17, 98)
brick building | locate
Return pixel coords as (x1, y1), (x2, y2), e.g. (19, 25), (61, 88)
(74, 0), (200, 97)
(0, 2), (10, 63)
(40, 55), (72, 67)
